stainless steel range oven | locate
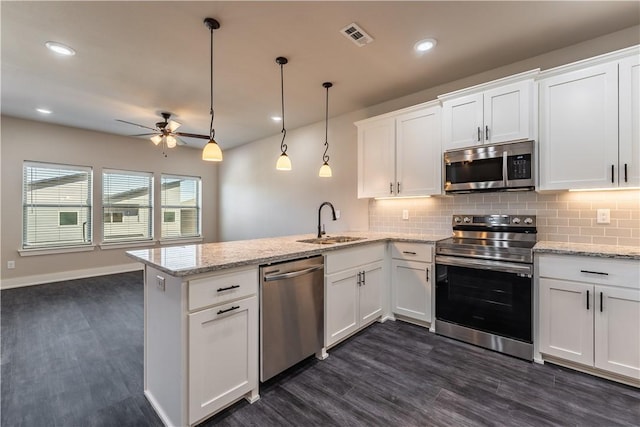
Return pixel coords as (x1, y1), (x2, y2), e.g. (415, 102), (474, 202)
(435, 214), (537, 360)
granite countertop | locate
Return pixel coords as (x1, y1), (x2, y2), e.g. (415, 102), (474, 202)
(533, 241), (640, 261)
(126, 231), (451, 277)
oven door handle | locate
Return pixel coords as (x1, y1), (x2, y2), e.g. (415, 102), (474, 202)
(435, 255), (532, 276)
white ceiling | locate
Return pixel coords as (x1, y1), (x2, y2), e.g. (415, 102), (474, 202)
(2, 1), (639, 150)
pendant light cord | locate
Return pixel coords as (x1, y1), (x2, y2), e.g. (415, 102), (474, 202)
(209, 27), (215, 140)
(323, 84), (330, 163)
(279, 61), (287, 154)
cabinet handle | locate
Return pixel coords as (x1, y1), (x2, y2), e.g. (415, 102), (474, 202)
(600, 292), (603, 312)
(362, 270), (366, 285)
(625, 163), (628, 183)
(586, 290), (590, 310)
(390, 182), (393, 195)
(217, 305), (240, 315)
(397, 182), (400, 194)
(402, 251), (417, 255)
(611, 165), (615, 183)
(477, 127), (481, 142)
(217, 284), (240, 292)
(357, 271), (362, 286)
(580, 270), (608, 276)
(485, 125), (489, 141)
(426, 268), (430, 282)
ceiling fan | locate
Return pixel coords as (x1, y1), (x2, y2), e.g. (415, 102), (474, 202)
(116, 112), (209, 149)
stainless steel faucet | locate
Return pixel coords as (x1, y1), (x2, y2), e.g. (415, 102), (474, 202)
(317, 201), (337, 238)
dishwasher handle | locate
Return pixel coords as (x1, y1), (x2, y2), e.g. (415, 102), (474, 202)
(263, 264), (324, 282)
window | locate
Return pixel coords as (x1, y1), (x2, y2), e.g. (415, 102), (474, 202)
(102, 169), (153, 242)
(23, 162), (93, 249)
(161, 175), (201, 239)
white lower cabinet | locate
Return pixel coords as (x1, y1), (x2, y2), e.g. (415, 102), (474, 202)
(391, 242), (433, 324)
(188, 296), (258, 425)
(538, 254), (640, 382)
(325, 244), (385, 347)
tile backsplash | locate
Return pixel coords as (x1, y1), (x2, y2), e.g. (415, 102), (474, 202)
(369, 190), (640, 247)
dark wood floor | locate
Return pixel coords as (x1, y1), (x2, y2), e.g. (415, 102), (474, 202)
(2, 272), (639, 427)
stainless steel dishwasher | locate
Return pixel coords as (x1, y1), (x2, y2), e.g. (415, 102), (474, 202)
(260, 256), (324, 382)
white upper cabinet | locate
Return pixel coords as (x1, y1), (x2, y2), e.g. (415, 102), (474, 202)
(538, 46), (640, 191)
(439, 71), (537, 151)
(356, 101), (441, 198)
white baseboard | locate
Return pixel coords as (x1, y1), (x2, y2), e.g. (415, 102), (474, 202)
(0, 263), (143, 290)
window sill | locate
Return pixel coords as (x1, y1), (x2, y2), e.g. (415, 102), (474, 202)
(19, 245), (96, 257)
(160, 237), (204, 246)
(99, 240), (157, 250)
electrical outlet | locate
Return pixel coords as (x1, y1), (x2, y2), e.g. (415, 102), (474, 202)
(335, 210), (341, 219)
(596, 208), (611, 224)
(156, 275), (166, 291)
(7, 261), (15, 269)
(402, 210), (409, 220)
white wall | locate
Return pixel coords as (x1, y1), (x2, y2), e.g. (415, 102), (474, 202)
(219, 26), (640, 242)
(0, 116), (218, 287)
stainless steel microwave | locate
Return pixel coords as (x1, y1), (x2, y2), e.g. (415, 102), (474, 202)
(444, 140), (535, 193)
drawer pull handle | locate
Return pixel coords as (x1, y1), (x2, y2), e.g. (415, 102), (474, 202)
(600, 292), (603, 313)
(586, 290), (590, 310)
(580, 270), (608, 276)
(426, 268), (430, 282)
(217, 284), (240, 292)
(402, 251), (417, 255)
(217, 305), (240, 315)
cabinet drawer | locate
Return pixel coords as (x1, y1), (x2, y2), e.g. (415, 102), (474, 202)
(391, 242), (432, 262)
(189, 267), (258, 311)
(325, 243), (385, 275)
(538, 254), (640, 289)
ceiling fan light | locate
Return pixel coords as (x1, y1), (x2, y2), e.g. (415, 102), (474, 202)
(319, 162), (332, 178)
(166, 135), (178, 148)
(276, 153), (292, 171)
(150, 135), (163, 145)
(202, 139), (223, 161)
(167, 120), (181, 132)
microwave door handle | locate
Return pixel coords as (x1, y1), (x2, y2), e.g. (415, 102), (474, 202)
(502, 151), (508, 187)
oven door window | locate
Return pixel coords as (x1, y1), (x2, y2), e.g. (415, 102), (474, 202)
(446, 157), (503, 184)
(436, 264), (532, 343)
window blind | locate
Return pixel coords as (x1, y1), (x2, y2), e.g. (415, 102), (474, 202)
(102, 169), (153, 242)
(23, 161), (93, 249)
(161, 174), (201, 239)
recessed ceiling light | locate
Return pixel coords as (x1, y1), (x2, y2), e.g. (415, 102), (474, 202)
(414, 38), (437, 52)
(36, 108), (52, 114)
(271, 116), (282, 122)
(45, 41), (76, 56)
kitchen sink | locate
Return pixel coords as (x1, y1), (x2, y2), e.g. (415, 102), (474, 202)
(297, 236), (366, 245)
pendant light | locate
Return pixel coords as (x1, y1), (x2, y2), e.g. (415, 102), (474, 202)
(202, 18), (223, 162)
(275, 56), (291, 171)
(319, 82), (333, 177)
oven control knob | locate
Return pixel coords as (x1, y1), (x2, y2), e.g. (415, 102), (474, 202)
(512, 217), (521, 224)
(524, 217), (534, 225)
(463, 216), (471, 223)
(454, 217), (462, 224)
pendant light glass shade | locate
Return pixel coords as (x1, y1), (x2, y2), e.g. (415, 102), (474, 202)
(276, 153), (292, 171)
(167, 120), (181, 132)
(165, 135), (177, 148)
(319, 82), (333, 178)
(150, 135), (163, 145)
(319, 162), (332, 177)
(275, 57), (291, 171)
(202, 139), (223, 161)
(202, 18), (224, 162)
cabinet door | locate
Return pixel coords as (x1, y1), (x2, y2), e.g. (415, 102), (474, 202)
(188, 296), (258, 425)
(395, 106), (442, 196)
(391, 259), (432, 322)
(357, 118), (395, 198)
(619, 55), (640, 187)
(442, 93), (484, 151)
(359, 261), (384, 325)
(539, 278), (594, 365)
(483, 80), (533, 144)
(326, 268), (360, 346)
(539, 62), (618, 190)
(594, 286), (640, 379)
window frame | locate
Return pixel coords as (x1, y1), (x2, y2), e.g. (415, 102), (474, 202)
(160, 174), (202, 241)
(22, 161), (93, 251)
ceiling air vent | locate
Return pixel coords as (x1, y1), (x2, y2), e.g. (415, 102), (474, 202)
(340, 23), (374, 47)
